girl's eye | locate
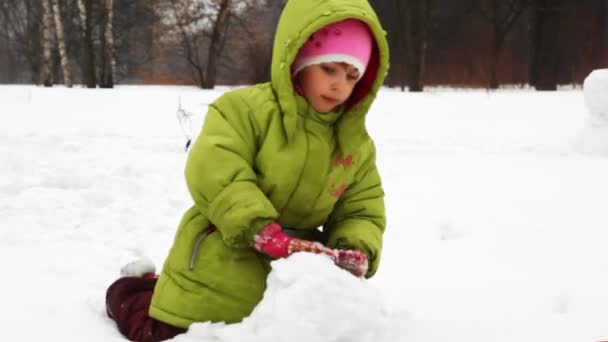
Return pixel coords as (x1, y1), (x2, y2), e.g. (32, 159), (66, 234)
(322, 65), (335, 74)
(347, 74), (358, 81)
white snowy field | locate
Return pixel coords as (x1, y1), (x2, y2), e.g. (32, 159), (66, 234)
(1, 85), (608, 342)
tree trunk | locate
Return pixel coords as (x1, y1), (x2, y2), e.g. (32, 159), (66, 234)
(51, 0), (72, 87)
(593, 0), (606, 68)
(203, 0), (231, 89)
(601, 0), (607, 65)
(42, 0), (54, 87)
(103, 0), (116, 88)
(487, 0), (499, 89)
(602, 1), (608, 66)
(99, 27), (108, 87)
(6, 47), (16, 83)
(26, 6), (41, 85)
(395, 0), (407, 91)
(196, 66), (205, 89)
(529, 0), (542, 88)
(77, 0), (87, 82)
(530, 0), (561, 90)
(405, 0), (429, 92)
(2, 12), (16, 83)
(78, 0), (96, 88)
(480, 0), (527, 89)
(489, 24), (500, 89)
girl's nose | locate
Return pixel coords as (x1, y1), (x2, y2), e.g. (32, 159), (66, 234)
(331, 77), (345, 90)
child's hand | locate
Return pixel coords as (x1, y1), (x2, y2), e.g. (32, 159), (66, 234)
(253, 223), (368, 277)
(333, 249), (369, 278)
(253, 223), (334, 258)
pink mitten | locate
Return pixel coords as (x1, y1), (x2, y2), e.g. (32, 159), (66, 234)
(253, 223), (293, 258)
(253, 223), (369, 278)
(334, 249), (369, 278)
(253, 223), (335, 258)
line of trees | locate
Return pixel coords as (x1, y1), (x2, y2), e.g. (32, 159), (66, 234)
(0, 0), (605, 90)
(374, 0), (607, 91)
(0, 0), (157, 88)
(152, 0), (271, 88)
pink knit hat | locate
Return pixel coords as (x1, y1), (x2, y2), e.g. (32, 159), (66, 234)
(292, 19), (373, 81)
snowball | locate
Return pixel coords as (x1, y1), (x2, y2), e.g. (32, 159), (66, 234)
(174, 253), (393, 342)
(583, 69), (608, 127)
(576, 69), (608, 155)
(119, 257), (156, 278)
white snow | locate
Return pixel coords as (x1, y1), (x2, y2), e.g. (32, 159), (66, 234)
(1, 84), (608, 341)
(175, 253), (401, 342)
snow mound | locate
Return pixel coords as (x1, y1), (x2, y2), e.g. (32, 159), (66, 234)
(583, 69), (608, 126)
(576, 69), (608, 154)
(575, 125), (608, 155)
(174, 253), (396, 342)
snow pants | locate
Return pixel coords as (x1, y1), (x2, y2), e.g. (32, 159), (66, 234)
(106, 277), (186, 342)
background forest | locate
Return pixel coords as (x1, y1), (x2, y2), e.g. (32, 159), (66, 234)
(0, 0), (606, 91)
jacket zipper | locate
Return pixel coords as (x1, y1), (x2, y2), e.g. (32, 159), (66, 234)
(189, 226), (217, 270)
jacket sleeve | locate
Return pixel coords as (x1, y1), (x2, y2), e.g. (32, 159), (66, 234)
(324, 143), (386, 277)
(185, 95), (278, 248)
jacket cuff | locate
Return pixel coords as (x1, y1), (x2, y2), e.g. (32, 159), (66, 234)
(208, 181), (278, 248)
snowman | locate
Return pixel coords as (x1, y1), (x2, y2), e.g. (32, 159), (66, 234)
(583, 69), (608, 127)
(576, 69), (608, 155)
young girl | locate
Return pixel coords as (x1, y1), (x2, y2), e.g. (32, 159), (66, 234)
(105, 0), (390, 340)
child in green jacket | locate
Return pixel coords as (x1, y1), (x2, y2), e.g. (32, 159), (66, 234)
(106, 0), (390, 341)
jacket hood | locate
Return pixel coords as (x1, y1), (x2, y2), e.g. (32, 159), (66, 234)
(270, 0), (390, 153)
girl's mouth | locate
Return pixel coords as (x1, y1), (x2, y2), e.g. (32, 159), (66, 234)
(322, 95), (339, 103)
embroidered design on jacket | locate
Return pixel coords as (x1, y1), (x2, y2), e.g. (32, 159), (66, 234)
(329, 183), (347, 198)
(333, 154), (353, 169)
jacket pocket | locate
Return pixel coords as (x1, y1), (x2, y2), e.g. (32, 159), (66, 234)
(189, 226), (217, 270)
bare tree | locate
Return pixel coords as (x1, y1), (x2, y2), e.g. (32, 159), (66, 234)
(78, 0), (96, 87)
(222, 3), (275, 84)
(0, 3), (18, 82)
(529, 0), (564, 90)
(370, 0), (430, 91)
(370, 0), (403, 90)
(156, 0), (265, 88)
(7, 1), (43, 84)
(599, 0), (607, 66)
(110, 0), (158, 83)
(42, 0), (54, 86)
(389, 0), (407, 91)
(404, 0), (431, 92)
(101, 0), (116, 88)
(51, 0), (72, 87)
(1, 0), (158, 85)
(585, 0), (606, 75)
(204, 0), (230, 88)
(477, 0), (528, 89)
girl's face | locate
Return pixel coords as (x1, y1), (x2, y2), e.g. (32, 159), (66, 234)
(298, 62), (360, 113)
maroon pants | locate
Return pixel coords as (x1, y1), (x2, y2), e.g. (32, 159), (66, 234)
(106, 277), (186, 342)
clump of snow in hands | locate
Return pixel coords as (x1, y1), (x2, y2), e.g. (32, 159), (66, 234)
(576, 68), (608, 154)
(174, 253), (399, 342)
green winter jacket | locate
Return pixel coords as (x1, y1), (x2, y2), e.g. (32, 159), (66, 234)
(149, 0), (390, 329)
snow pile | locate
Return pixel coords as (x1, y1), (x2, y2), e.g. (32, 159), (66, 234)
(175, 253), (402, 342)
(583, 69), (608, 126)
(576, 69), (608, 154)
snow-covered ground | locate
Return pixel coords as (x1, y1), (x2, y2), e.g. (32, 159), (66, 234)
(1, 85), (607, 342)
